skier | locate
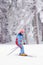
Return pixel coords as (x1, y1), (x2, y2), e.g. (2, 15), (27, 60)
(16, 29), (27, 56)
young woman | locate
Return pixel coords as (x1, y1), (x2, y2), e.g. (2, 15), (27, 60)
(16, 29), (27, 56)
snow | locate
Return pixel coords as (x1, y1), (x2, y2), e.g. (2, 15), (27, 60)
(0, 44), (43, 65)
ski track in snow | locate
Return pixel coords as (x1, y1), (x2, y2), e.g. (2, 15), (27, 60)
(0, 44), (43, 65)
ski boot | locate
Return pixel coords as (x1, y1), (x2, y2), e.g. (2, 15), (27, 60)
(19, 53), (28, 56)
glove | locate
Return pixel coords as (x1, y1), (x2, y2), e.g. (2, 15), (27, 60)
(23, 43), (25, 45)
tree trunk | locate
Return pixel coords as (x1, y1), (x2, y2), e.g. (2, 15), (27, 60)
(32, 0), (39, 44)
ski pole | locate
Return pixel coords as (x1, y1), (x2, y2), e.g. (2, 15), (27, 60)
(7, 46), (18, 56)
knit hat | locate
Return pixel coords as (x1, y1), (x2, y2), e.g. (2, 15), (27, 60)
(19, 29), (24, 33)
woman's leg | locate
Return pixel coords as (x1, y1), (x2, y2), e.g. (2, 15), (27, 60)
(20, 45), (24, 54)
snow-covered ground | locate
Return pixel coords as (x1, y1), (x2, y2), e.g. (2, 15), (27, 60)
(0, 44), (43, 65)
